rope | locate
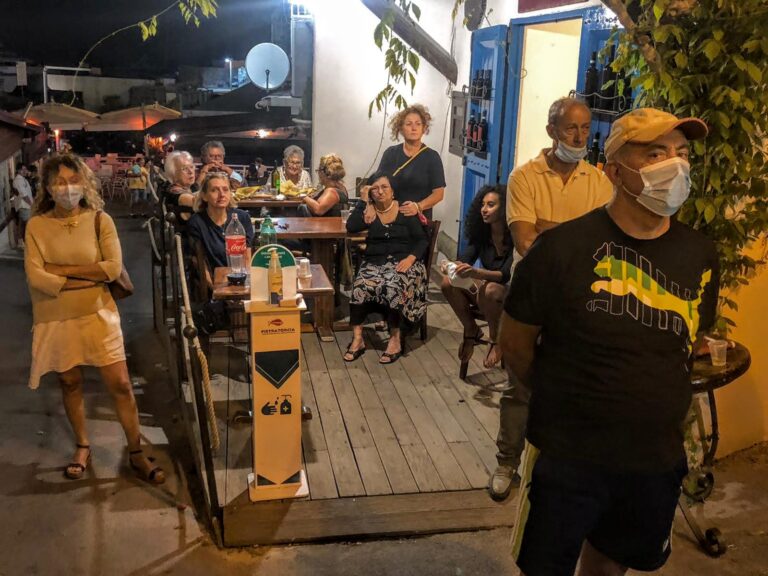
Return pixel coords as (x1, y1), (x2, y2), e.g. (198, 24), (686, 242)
(142, 217), (162, 263)
(175, 235), (220, 451)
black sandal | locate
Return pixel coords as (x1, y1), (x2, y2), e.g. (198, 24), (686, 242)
(129, 449), (166, 485)
(343, 343), (366, 362)
(379, 351), (402, 364)
(64, 443), (91, 480)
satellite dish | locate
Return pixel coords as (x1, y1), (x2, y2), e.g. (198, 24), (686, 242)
(245, 43), (290, 92)
(464, 0), (487, 31)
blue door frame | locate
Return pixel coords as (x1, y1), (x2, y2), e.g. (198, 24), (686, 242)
(499, 8), (588, 182)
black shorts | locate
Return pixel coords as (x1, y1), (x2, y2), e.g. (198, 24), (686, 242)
(511, 444), (687, 576)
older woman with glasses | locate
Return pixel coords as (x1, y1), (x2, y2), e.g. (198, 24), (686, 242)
(163, 150), (197, 225)
(277, 145), (312, 189)
(343, 171), (428, 365)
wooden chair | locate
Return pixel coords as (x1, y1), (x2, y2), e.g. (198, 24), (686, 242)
(416, 219), (441, 341)
(459, 304), (487, 381)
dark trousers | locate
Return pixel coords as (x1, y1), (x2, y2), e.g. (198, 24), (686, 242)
(496, 369), (531, 470)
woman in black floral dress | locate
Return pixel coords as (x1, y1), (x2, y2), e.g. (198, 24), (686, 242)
(344, 171), (428, 364)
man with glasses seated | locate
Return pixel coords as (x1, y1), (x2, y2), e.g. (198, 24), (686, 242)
(196, 140), (244, 191)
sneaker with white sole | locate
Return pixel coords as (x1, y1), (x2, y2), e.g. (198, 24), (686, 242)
(489, 464), (518, 501)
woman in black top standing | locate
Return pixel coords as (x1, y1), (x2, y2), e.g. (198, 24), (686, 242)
(344, 172), (428, 364)
(373, 104), (446, 220)
(442, 185), (513, 368)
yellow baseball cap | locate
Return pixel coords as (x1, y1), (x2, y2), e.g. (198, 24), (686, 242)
(604, 108), (708, 160)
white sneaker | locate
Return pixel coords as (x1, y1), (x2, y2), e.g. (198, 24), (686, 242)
(489, 464), (517, 501)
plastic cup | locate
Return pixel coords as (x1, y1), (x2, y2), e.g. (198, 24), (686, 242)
(707, 339), (728, 367)
(340, 209), (350, 225)
(297, 257), (311, 279)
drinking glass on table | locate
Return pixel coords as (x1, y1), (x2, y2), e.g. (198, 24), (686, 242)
(340, 209), (350, 225)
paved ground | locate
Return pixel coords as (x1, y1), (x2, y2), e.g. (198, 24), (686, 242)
(1, 211), (766, 576)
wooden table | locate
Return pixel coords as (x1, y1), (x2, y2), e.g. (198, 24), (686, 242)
(212, 264), (336, 340)
(271, 217), (351, 291)
(237, 198), (304, 210)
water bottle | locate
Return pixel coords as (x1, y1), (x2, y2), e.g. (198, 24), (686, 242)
(225, 212), (247, 274)
(258, 215), (277, 247)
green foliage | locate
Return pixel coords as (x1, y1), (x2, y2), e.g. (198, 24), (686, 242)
(607, 0), (768, 333)
(369, 2), (422, 117)
(140, 1), (218, 40)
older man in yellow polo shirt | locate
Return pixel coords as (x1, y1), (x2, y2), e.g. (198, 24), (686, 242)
(490, 96), (613, 501)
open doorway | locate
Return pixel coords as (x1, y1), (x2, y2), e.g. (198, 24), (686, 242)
(513, 18), (582, 168)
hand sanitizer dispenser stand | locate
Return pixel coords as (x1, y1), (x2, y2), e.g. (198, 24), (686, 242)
(244, 244), (308, 501)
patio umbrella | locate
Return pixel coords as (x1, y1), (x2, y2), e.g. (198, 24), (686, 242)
(86, 103), (181, 132)
(23, 102), (99, 131)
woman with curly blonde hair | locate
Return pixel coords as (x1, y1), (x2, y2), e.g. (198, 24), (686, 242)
(24, 153), (164, 485)
(299, 153), (349, 217)
(372, 103), (446, 220)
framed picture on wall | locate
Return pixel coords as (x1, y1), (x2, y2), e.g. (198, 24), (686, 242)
(518, 0), (587, 13)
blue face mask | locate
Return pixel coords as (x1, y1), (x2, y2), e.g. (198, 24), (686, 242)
(619, 157), (691, 217)
(554, 140), (588, 164)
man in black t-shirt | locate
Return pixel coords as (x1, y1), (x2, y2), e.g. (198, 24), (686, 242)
(501, 108), (718, 576)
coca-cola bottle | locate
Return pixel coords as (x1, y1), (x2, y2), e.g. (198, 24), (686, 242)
(225, 212), (247, 274)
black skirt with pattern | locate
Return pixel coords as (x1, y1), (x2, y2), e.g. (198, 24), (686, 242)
(350, 258), (427, 323)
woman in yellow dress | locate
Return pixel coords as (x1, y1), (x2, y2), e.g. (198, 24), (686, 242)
(24, 154), (164, 484)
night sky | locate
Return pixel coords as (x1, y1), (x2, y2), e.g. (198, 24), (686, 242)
(1, 0), (278, 74)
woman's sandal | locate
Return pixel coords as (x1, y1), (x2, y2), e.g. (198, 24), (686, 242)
(343, 343), (366, 362)
(459, 330), (487, 361)
(379, 350), (402, 364)
(64, 443), (91, 480)
(129, 449), (166, 485)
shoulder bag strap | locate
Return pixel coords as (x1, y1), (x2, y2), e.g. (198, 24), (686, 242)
(392, 145), (428, 177)
(94, 210), (104, 258)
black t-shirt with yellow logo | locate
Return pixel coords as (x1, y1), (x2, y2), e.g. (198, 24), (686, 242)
(505, 207), (719, 472)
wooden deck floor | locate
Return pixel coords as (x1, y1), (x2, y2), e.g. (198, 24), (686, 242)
(203, 296), (515, 546)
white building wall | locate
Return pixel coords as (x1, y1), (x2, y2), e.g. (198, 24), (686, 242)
(311, 0), (605, 245)
(47, 75), (155, 110)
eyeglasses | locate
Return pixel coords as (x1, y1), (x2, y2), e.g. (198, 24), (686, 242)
(286, 160), (303, 167)
(180, 165), (195, 173)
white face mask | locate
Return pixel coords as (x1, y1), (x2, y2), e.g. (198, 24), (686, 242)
(554, 140), (588, 164)
(619, 157), (691, 217)
(51, 184), (84, 211)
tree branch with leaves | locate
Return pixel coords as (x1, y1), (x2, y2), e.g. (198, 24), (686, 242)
(68, 0), (219, 106)
(369, 1), (422, 117)
(605, 0), (768, 332)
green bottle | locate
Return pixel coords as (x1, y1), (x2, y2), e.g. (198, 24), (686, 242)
(271, 163), (281, 191)
(258, 215), (277, 246)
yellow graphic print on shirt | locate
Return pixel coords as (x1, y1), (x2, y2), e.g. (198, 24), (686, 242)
(590, 253), (712, 344)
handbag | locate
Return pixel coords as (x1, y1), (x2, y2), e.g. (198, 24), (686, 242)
(95, 210), (134, 299)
